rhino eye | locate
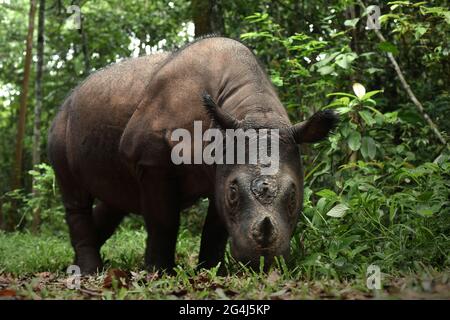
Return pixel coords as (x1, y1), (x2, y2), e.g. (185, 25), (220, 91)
(227, 183), (239, 208)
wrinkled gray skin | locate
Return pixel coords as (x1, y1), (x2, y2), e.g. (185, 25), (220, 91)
(48, 36), (337, 274)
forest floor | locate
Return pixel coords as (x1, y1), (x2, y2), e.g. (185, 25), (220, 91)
(1, 227), (449, 300)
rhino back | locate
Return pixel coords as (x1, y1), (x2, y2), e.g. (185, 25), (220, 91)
(49, 53), (169, 213)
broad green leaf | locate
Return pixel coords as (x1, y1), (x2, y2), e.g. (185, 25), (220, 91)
(361, 89), (383, 100)
(336, 106), (352, 114)
(270, 73), (284, 87)
(417, 207), (434, 216)
(363, 98), (377, 106)
(340, 125), (351, 138)
(361, 136), (376, 159)
(316, 197), (328, 215)
(326, 97), (350, 108)
(414, 26), (428, 39)
(317, 65), (334, 75)
(314, 52), (339, 68)
(379, 13), (400, 25)
(344, 18), (360, 28)
(367, 67), (383, 74)
(384, 111), (399, 123)
(335, 53), (357, 69)
(358, 110), (376, 126)
(378, 41), (399, 55)
(348, 131), (361, 151)
(326, 204), (349, 218)
(316, 189), (338, 200)
(444, 12), (450, 24)
(374, 113), (385, 125)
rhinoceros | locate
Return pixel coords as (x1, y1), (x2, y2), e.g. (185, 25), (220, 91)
(48, 36), (338, 274)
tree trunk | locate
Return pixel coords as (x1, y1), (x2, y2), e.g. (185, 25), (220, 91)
(33, 0), (45, 169)
(192, 0), (225, 37)
(73, 0), (90, 74)
(80, 14), (90, 74)
(32, 0), (45, 232)
(11, 0), (37, 192)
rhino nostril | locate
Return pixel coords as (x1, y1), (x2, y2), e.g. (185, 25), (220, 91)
(252, 216), (276, 246)
(260, 216), (273, 235)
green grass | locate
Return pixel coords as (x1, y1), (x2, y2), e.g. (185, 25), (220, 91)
(0, 231), (72, 274)
(1, 221), (449, 300)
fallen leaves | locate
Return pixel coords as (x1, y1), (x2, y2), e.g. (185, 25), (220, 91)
(103, 269), (131, 289)
(171, 289), (188, 297)
(0, 269), (449, 300)
(0, 275), (13, 287)
(0, 289), (16, 297)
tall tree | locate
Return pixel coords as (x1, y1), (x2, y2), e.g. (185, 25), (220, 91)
(32, 0), (46, 232)
(33, 0), (45, 170)
(11, 0), (37, 191)
(78, 1), (90, 74)
(192, 0), (225, 37)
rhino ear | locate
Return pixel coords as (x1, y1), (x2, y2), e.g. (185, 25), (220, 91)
(288, 110), (339, 144)
(201, 91), (241, 129)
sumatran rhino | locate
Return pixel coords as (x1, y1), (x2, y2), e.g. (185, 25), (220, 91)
(48, 36), (338, 274)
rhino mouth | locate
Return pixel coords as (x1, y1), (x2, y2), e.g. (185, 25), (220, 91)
(229, 239), (289, 270)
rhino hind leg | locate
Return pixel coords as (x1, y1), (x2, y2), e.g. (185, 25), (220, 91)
(93, 202), (125, 249)
(59, 184), (102, 275)
(68, 207), (103, 275)
(51, 156), (102, 274)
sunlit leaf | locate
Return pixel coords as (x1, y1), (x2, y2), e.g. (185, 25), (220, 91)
(361, 90), (383, 100)
(316, 189), (338, 200)
(317, 65), (334, 75)
(344, 18), (360, 28)
(352, 83), (366, 98)
(326, 204), (349, 218)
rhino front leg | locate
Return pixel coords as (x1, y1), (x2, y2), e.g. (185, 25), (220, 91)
(140, 169), (180, 273)
(93, 202), (125, 249)
(198, 197), (228, 270)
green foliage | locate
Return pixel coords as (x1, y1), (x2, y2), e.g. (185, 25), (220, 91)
(1, 164), (65, 232)
(296, 156), (450, 278)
